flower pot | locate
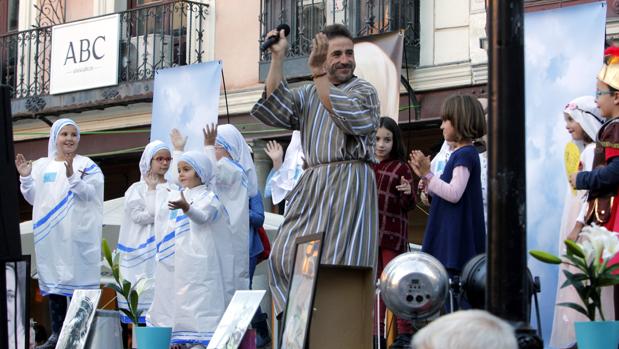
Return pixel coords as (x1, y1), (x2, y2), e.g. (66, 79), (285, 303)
(574, 321), (619, 349)
(135, 326), (172, 349)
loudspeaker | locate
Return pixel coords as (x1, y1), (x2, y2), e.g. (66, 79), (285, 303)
(0, 84), (22, 259)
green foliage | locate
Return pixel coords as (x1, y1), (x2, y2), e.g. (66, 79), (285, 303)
(102, 239), (144, 324)
(529, 231), (619, 322)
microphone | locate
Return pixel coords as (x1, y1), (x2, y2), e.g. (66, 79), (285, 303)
(261, 24), (291, 52)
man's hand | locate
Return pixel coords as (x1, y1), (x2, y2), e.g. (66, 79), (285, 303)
(308, 32), (329, 75)
(15, 154), (32, 177)
(203, 124), (217, 146)
(266, 28), (288, 60)
(264, 140), (284, 171)
(170, 128), (187, 152)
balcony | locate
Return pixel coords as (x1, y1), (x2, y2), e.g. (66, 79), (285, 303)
(0, 0), (211, 119)
(258, 0), (420, 81)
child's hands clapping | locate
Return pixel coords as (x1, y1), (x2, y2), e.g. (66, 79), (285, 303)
(408, 150), (431, 178)
(15, 154), (32, 177)
(168, 190), (190, 212)
(264, 140), (284, 171)
(64, 153), (75, 178)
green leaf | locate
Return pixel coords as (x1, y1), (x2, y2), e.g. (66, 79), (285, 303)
(560, 272), (588, 289)
(113, 251), (120, 270)
(557, 302), (593, 321)
(598, 276), (619, 287)
(105, 283), (124, 295)
(102, 239), (113, 268)
(119, 308), (134, 322)
(122, 280), (131, 297)
(563, 254), (588, 274)
(529, 250), (562, 264)
(112, 264), (120, 284)
(563, 270), (586, 294)
(605, 262), (619, 274)
(564, 239), (585, 259)
(130, 289), (139, 318)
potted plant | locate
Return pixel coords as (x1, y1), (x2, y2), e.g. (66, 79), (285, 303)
(529, 225), (619, 349)
(102, 240), (170, 349)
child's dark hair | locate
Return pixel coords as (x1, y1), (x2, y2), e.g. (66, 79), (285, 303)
(322, 24), (353, 41)
(379, 117), (407, 162)
(440, 95), (487, 141)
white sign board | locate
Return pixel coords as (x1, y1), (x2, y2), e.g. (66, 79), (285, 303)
(50, 14), (120, 94)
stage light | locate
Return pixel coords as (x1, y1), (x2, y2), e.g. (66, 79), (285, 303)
(460, 254), (486, 309)
(460, 254), (541, 324)
(379, 252), (449, 320)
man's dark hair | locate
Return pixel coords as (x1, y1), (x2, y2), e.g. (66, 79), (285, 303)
(322, 24), (353, 41)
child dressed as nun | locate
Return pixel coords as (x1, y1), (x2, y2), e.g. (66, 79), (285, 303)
(148, 150), (235, 348)
(15, 118), (104, 349)
(118, 140), (175, 324)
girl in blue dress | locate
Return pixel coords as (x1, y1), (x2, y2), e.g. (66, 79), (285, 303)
(409, 95), (486, 310)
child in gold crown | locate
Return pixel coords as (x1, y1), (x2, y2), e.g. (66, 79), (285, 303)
(570, 46), (619, 320)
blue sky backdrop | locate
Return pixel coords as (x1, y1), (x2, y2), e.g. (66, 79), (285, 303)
(524, 2), (605, 346)
(150, 61), (222, 155)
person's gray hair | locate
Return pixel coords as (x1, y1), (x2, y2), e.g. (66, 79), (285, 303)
(411, 310), (518, 349)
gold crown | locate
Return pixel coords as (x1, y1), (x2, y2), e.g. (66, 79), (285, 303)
(598, 55), (619, 90)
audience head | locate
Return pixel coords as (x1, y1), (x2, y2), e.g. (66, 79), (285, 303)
(411, 310), (518, 349)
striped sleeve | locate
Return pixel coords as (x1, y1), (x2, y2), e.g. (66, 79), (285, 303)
(251, 81), (302, 130)
(327, 80), (380, 135)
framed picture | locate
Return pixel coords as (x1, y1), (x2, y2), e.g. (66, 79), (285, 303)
(1, 256), (31, 349)
(207, 290), (266, 349)
(56, 289), (101, 349)
(280, 233), (324, 349)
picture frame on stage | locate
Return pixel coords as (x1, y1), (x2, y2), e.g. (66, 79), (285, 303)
(207, 290), (267, 349)
(1, 256), (31, 349)
(56, 289), (101, 349)
(280, 233), (324, 349)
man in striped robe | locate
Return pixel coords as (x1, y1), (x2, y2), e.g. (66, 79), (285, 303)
(251, 23), (380, 316)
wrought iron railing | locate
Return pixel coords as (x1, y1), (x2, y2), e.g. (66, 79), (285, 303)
(0, 0), (210, 99)
(259, 0), (420, 67)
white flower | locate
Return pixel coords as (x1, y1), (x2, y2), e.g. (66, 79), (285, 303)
(579, 225), (619, 266)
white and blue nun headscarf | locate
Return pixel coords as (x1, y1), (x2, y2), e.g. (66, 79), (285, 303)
(48, 118), (80, 159)
(179, 151), (213, 185)
(139, 140), (171, 178)
(215, 124), (258, 196)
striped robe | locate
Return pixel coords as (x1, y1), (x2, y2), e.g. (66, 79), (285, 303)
(251, 76), (380, 314)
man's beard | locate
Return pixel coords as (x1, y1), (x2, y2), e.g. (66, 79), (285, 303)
(328, 63), (355, 84)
